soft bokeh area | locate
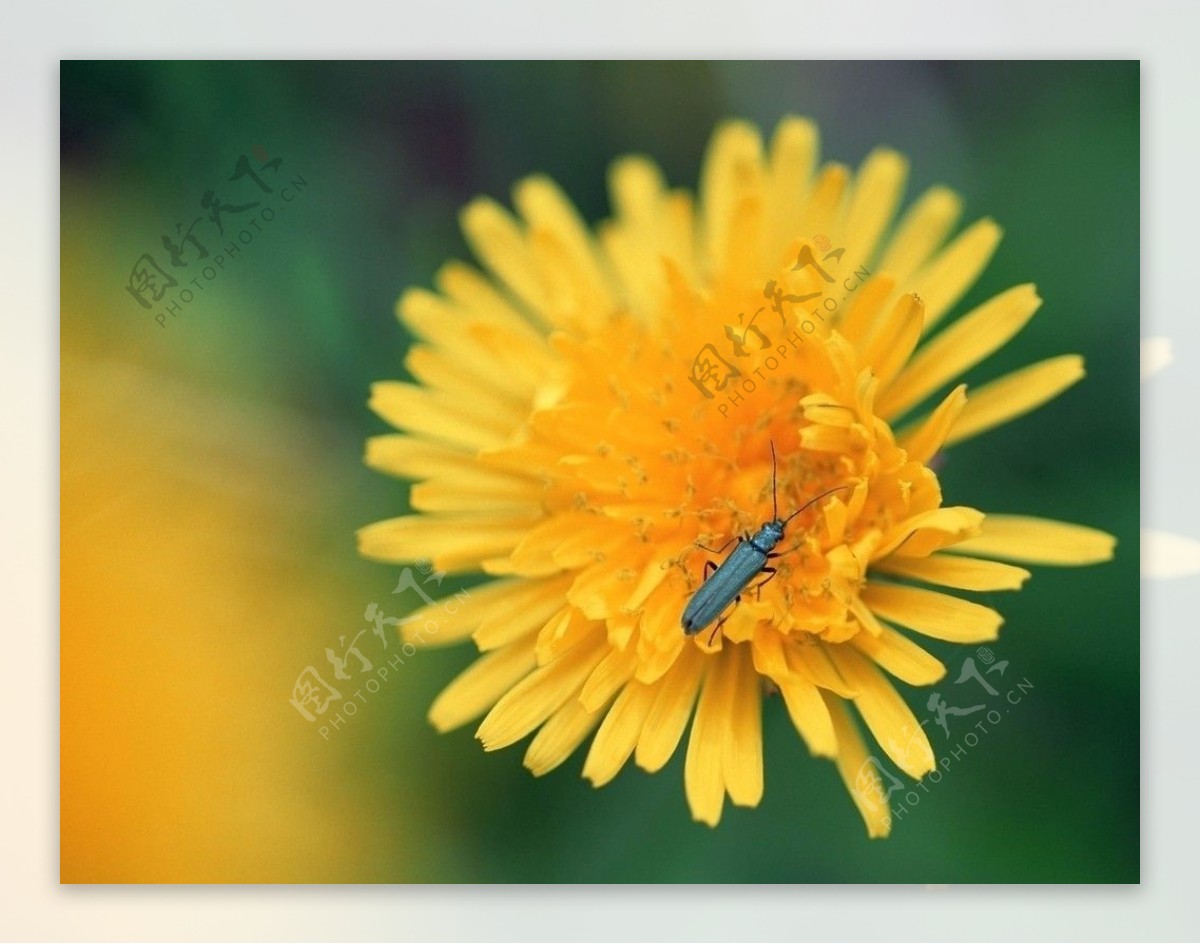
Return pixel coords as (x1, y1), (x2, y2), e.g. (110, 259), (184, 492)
(60, 61), (1138, 882)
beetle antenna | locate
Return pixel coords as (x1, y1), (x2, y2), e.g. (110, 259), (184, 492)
(784, 485), (851, 526)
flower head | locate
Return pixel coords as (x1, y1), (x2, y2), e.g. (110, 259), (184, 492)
(360, 117), (1115, 835)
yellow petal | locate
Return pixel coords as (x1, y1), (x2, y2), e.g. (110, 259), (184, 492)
(476, 629), (607, 751)
(357, 512), (541, 573)
(434, 259), (545, 341)
(610, 155), (666, 225)
(658, 193), (701, 291)
(600, 227), (658, 324)
(398, 577), (550, 649)
(835, 274), (896, 346)
(366, 434), (482, 480)
(428, 636), (538, 732)
(602, 157), (683, 320)
(699, 120), (766, 278)
(829, 646), (935, 778)
(823, 693), (892, 838)
(896, 384), (967, 465)
(583, 680), (658, 787)
(765, 116), (819, 255)
(786, 641), (858, 698)
(473, 576), (577, 651)
(861, 292), (925, 387)
(850, 624), (946, 686)
(873, 553), (1031, 591)
(800, 163), (850, 247)
(396, 287), (547, 398)
(684, 656), (732, 826)
(579, 644), (639, 712)
(849, 595), (887, 637)
(410, 469), (545, 514)
(526, 229), (613, 336)
(749, 624), (790, 678)
(404, 343), (529, 411)
(875, 506), (985, 560)
(567, 554), (645, 621)
(535, 606), (596, 664)
(523, 695), (604, 777)
(634, 630), (687, 688)
(622, 550), (677, 611)
(634, 583), (690, 685)
(511, 511), (626, 573)
(875, 185), (962, 285)
(906, 218), (1003, 331)
(723, 644), (763, 807)
(460, 197), (551, 326)
(945, 355), (1086, 445)
(368, 381), (509, 451)
(878, 284), (1041, 419)
(949, 515), (1116, 566)
(778, 674), (837, 758)
(861, 583), (1003, 643)
(798, 422), (856, 454)
(514, 174), (616, 313)
(606, 611), (638, 653)
(842, 148), (908, 271)
(635, 643), (704, 772)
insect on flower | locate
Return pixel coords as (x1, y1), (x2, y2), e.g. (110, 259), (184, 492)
(682, 441), (848, 644)
(360, 115), (1118, 835)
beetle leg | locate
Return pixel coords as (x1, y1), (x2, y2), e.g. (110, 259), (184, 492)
(702, 559), (718, 581)
(695, 533), (742, 555)
(751, 566), (778, 601)
(776, 536), (812, 557)
(708, 596), (739, 646)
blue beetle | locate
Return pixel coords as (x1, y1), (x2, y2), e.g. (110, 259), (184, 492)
(682, 442), (847, 643)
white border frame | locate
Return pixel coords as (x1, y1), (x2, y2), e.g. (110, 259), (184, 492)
(8, 1), (1188, 939)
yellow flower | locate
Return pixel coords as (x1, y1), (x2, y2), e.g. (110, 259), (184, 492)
(359, 116), (1115, 836)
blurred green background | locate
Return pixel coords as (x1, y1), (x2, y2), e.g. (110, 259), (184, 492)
(60, 61), (1138, 883)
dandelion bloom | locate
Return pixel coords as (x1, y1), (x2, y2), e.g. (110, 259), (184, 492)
(359, 117), (1115, 835)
